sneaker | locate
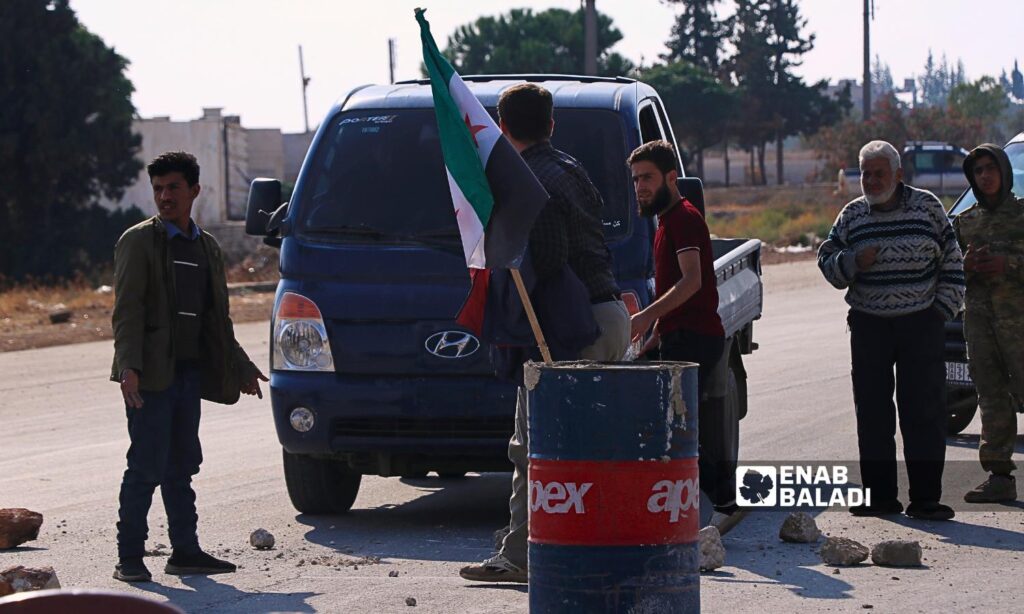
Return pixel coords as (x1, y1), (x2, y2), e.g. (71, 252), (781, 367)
(905, 501), (955, 521)
(964, 474), (1017, 503)
(165, 550), (236, 575)
(113, 558), (152, 583)
(850, 499), (904, 517)
(710, 508), (749, 536)
(459, 554), (527, 583)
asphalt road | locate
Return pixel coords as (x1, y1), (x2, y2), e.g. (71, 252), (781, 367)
(1, 260), (1021, 613)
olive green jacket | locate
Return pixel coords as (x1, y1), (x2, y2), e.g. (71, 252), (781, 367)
(109, 216), (256, 404)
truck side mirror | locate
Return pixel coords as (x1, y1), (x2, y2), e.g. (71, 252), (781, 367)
(245, 178), (282, 236)
(677, 176), (706, 217)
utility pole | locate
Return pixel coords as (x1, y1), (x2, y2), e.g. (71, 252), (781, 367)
(388, 38), (397, 84)
(299, 45), (311, 133)
(584, 0), (597, 76)
(862, 0), (872, 120)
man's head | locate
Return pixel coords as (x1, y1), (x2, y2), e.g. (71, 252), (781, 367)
(858, 140), (903, 206)
(497, 83), (554, 148)
(964, 144), (1012, 208)
(628, 140), (680, 217)
(147, 151), (200, 226)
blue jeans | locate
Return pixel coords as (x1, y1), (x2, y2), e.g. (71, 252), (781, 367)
(116, 363), (203, 559)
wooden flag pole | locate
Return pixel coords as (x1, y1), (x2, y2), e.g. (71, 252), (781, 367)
(510, 268), (553, 365)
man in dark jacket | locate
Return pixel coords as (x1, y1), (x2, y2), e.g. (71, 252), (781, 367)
(955, 143), (1024, 503)
(110, 151), (267, 582)
(460, 84), (629, 584)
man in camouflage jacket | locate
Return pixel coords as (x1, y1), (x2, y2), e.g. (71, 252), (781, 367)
(954, 143), (1024, 503)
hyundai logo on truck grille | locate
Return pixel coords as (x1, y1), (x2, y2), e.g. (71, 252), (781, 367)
(424, 331), (480, 359)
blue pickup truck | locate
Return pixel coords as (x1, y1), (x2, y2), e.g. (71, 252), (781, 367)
(244, 75), (763, 513)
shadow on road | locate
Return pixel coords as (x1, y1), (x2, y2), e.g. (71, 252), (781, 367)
(873, 514), (1024, 550)
(132, 574), (318, 613)
(708, 510), (857, 601)
(296, 472), (511, 564)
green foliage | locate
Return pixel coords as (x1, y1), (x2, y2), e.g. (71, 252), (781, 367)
(920, 50), (966, 107)
(0, 0), (142, 280)
(948, 77), (1008, 131)
(640, 62), (737, 174)
(660, 0), (730, 76)
(437, 8), (633, 77)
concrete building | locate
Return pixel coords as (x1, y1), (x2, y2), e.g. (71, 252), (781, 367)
(100, 109), (312, 257)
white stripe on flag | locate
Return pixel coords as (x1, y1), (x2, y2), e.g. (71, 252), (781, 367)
(446, 169), (486, 268)
(447, 72), (499, 164)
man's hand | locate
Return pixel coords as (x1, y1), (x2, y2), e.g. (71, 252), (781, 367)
(240, 367), (270, 399)
(855, 246), (879, 271)
(630, 310), (657, 343)
(120, 369), (144, 409)
(963, 244), (983, 272)
(966, 244), (1007, 277)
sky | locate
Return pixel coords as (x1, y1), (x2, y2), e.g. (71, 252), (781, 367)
(69, 0), (1023, 134)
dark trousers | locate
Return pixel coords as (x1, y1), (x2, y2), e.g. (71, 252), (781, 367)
(660, 328), (734, 508)
(116, 363), (203, 559)
(848, 308), (947, 504)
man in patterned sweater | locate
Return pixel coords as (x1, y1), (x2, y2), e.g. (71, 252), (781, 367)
(818, 140), (965, 521)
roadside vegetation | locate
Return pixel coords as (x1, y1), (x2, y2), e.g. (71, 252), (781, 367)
(706, 185), (845, 247)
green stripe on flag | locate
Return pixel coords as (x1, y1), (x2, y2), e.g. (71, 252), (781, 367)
(416, 8), (495, 228)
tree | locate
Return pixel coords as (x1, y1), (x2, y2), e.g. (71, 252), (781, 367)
(641, 62), (737, 178)
(438, 8), (633, 77)
(660, 0), (731, 76)
(0, 0), (142, 281)
(948, 77), (1008, 135)
(727, 0), (831, 185)
(871, 55), (894, 95)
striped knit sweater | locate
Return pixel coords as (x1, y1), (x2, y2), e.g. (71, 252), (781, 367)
(817, 183), (965, 319)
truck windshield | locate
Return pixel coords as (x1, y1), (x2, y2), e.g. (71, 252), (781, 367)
(948, 140), (1024, 217)
(294, 108), (630, 244)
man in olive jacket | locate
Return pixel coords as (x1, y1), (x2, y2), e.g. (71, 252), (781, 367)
(110, 151), (267, 583)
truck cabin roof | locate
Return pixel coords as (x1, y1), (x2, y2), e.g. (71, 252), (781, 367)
(332, 75), (659, 115)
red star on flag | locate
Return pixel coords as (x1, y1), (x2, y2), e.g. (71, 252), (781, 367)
(464, 113), (486, 147)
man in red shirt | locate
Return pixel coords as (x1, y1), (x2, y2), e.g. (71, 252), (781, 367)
(628, 140), (742, 532)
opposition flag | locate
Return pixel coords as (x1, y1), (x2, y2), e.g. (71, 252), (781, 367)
(416, 8), (549, 333)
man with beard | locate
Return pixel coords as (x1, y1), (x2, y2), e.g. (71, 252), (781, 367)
(955, 144), (1024, 503)
(627, 140), (742, 533)
(818, 140), (964, 520)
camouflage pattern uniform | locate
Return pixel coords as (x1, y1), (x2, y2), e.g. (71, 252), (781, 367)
(953, 144), (1024, 478)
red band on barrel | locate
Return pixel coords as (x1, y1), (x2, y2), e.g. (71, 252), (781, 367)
(528, 458), (700, 546)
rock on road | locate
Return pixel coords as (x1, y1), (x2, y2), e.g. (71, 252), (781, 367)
(1, 260), (1021, 613)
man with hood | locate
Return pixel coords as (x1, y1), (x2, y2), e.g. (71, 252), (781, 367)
(955, 143), (1024, 503)
(818, 140), (964, 521)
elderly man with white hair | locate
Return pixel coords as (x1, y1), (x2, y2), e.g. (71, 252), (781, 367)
(818, 140), (965, 521)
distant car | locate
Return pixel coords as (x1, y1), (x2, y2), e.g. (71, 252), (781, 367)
(943, 131), (1024, 434)
(840, 141), (971, 197)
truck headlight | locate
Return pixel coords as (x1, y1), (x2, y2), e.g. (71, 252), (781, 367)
(272, 292), (335, 372)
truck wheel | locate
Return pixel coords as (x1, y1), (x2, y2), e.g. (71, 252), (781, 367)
(282, 448), (361, 514)
(946, 388), (979, 436)
(727, 351), (749, 420)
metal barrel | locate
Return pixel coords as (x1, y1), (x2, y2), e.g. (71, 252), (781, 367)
(527, 361), (701, 614)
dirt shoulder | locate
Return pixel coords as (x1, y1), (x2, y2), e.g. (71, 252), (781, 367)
(1, 254), (815, 353)
(0, 290), (276, 353)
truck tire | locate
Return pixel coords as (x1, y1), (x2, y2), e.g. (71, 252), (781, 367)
(728, 350), (749, 421)
(282, 448), (362, 514)
(946, 387), (979, 436)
